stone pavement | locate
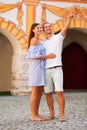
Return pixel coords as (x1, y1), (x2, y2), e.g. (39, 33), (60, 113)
(0, 92), (87, 130)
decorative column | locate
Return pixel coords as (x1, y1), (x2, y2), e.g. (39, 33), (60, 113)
(24, 0), (40, 37)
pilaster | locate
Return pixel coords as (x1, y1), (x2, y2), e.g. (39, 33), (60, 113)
(24, 0), (40, 37)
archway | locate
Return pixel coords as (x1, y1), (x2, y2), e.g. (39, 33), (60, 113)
(62, 42), (87, 89)
(0, 33), (13, 92)
(0, 17), (28, 52)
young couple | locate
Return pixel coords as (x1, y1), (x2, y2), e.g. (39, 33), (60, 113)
(27, 14), (74, 121)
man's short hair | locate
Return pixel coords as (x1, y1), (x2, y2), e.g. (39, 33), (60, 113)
(43, 22), (51, 30)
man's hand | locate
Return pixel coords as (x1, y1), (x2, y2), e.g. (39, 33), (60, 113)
(47, 53), (56, 58)
(67, 14), (75, 20)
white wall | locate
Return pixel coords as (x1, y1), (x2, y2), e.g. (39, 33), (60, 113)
(0, 0), (26, 32)
(36, 1), (87, 23)
(0, 0), (87, 32)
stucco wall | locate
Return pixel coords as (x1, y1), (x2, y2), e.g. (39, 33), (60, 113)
(0, 0), (87, 95)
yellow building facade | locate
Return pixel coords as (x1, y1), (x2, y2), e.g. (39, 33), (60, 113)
(0, 0), (87, 95)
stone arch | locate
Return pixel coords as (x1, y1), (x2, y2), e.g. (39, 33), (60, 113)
(62, 28), (87, 90)
(0, 24), (29, 95)
(52, 19), (87, 33)
(0, 27), (23, 93)
(63, 28), (87, 53)
(0, 17), (28, 52)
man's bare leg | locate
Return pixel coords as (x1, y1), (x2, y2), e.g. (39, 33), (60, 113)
(56, 91), (65, 121)
(46, 93), (55, 120)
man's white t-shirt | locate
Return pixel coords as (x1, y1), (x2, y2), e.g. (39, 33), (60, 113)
(42, 32), (65, 68)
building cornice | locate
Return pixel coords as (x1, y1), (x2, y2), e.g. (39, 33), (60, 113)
(40, 0), (87, 4)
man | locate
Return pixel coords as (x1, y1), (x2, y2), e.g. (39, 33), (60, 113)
(43, 14), (74, 121)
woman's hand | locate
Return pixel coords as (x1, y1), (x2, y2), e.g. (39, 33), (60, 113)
(33, 53), (56, 60)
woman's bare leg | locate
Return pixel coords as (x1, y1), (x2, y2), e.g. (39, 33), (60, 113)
(35, 87), (43, 114)
(30, 86), (45, 121)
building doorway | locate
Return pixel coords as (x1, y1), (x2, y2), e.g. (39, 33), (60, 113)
(62, 42), (87, 89)
(0, 33), (13, 92)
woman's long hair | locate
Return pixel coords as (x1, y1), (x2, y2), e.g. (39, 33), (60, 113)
(28, 23), (39, 49)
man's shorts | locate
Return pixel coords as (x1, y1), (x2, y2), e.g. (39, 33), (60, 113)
(44, 67), (63, 93)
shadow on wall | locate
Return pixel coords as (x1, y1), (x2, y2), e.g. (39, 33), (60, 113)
(0, 33), (13, 92)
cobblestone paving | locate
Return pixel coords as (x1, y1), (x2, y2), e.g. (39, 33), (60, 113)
(0, 92), (87, 130)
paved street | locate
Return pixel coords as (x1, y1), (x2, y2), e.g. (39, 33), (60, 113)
(0, 92), (87, 130)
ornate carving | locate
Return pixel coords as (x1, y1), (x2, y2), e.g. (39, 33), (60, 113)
(63, 6), (87, 20)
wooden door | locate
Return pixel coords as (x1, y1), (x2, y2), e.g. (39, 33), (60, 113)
(62, 42), (87, 89)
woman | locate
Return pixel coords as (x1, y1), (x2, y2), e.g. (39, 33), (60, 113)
(27, 23), (56, 121)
